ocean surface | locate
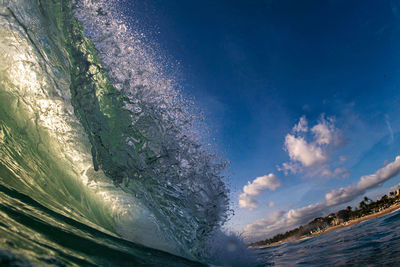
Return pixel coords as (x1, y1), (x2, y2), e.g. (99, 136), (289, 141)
(255, 209), (400, 266)
(1, 0), (399, 266)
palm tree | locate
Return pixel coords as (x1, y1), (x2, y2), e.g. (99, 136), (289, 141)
(359, 200), (366, 210)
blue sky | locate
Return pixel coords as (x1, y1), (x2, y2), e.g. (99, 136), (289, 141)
(123, 0), (400, 240)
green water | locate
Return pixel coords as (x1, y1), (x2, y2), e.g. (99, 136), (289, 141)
(0, 182), (203, 266)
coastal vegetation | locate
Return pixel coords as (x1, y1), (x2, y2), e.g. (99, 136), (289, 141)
(250, 187), (400, 247)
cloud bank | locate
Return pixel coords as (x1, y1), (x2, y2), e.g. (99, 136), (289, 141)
(244, 156), (400, 241)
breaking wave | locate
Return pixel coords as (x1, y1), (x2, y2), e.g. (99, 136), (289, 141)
(0, 0), (256, 265)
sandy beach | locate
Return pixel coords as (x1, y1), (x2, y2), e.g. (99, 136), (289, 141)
(250, 202), (400, 249)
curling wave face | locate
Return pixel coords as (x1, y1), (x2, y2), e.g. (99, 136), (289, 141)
(0, 0), (231, 263)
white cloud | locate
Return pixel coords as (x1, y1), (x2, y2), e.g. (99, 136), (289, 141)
(243, 211), (286, 240)
(244, 156), (400, 241)
(239, 174), (281, 210)
(238, 193), (258, 210)
(243, 174), (281, 196)
(268, 201), (275, 208)
(293, 115), (308, 132)
(317, 167), (350, 179)
(385, 114), (394, 143)
(243, 204), (326, 242)
(311, 118), (333, 145)
(277, 162), (301, 176)
(285, 134), (326, 167)
(280, 115), (347, 178)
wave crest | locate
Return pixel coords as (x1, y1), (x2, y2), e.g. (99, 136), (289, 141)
(69, 0), (230, 259)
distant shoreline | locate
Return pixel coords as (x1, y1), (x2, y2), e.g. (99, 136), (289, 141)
(249, 202), (400, 249)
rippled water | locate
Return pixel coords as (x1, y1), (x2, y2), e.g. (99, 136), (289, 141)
(254, 209), (400, 266)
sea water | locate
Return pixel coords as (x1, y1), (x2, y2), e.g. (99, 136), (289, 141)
(255, 209), (400, 266)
